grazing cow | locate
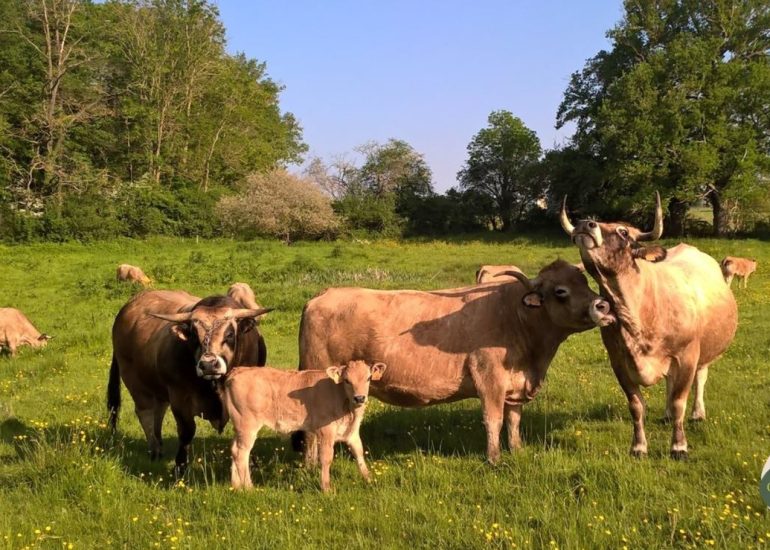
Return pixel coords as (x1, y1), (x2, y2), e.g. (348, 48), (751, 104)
(225, 360), (385, 492)
(476, 265), (523, 284)
(721, 256), (757, 288)
(108, 290), (271, 471)
(116, 264), (152, 286)
(228, 282), (263, 310)
(297, 260), (615, 463)
(0, 308), (52, 356)
(560, 193), (738, 459)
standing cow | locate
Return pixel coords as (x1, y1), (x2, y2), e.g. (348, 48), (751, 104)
(298, 260), (615, 463)
(720, 256), (757, 288)
(108, 290), (271, 471)
(0, 308), (52, 356)
(560, 193), (737, 458)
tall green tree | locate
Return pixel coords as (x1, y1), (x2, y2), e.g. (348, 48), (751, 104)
(458, 111), (542, 231)
(558, 0), (770, 236)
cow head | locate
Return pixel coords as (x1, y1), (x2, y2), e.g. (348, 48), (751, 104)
(326, 360), (387, 408)
(148, 297), (271, 380)
(560, 192), (667, 276)
(498, 260), (614, 331)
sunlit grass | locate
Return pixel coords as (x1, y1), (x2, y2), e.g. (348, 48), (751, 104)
(1, 235), (768, 548)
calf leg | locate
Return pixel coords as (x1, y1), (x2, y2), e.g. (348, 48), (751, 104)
(690, 365), (709, 421)
(304, 432), (319, 468)
(231, 424), (259, 490)
(346, 433), (370, 483)
(318, 432), (335, 493)
(504, 403), (523, 451)
(171, 406), (196, 475)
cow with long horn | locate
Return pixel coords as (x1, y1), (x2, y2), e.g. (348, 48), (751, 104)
(560, 193), (737, 459)
(108, 290), (271, 472)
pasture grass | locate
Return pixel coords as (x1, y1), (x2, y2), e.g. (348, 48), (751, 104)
(1, 234), (769, 549)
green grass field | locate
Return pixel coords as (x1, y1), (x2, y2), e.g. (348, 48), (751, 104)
(1, 235), (769, 549)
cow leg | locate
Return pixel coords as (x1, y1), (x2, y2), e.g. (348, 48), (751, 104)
(152, 402), (169, 458)
(304, 432), (319, 468)
(318, 431), (335, 493)
(690, 365), (709, 421)
(609, 360), (648, 457)
(742, 275), (748, 289)
(726, 274), (734, 287)
(171, 406), (196, 475)
(480, 396), (505, 464)
(664, 375), (674, 421)
(231, 424), (259, 490)
(669, 356), (698, 460)
(504, 403), (523, 451)
(135, 407), (161, 459)
(346, 433), (370, 483)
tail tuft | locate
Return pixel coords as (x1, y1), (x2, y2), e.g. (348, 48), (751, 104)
(107, 355), (121, 431)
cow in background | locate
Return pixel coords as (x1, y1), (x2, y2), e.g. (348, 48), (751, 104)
(0, 308), (52, 356)
(117, 264), (152, 286)
(108, 290), (271, 471)
(560, 193), (737, 459)
(720, 256), (757, 288)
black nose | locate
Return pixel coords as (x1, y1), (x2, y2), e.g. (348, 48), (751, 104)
(595, 300), (610, 314)
(353, 395), (366, 404)
(198, 354), (218, 371)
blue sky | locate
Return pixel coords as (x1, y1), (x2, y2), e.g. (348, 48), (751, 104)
(215, 1), (624, 191)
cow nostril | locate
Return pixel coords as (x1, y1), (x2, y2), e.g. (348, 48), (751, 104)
(588, 221), (597, 229)
(596, 301), (609, 313)
(353, 395), (366, 404)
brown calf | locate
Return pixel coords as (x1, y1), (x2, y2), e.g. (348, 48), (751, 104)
(0, 308), (51, 356)
(721, 256), (757, 288)
(116, 264), (151, 286)
(224, 360), (386, 492)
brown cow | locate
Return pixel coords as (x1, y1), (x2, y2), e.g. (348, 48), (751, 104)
(108, 290), (271, 471)
(475, 265), (523, 284)
(228, 282), (263, 310)
(721, 256), (757, 288)
(116, 264), (151, 286)
(225, 360), (386, 492)
(297, 260), (615, 464)
(560, 193), (737, 459)
(0, 308), (52, 356)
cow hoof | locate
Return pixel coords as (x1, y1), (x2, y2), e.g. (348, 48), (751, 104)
(629, 449), (647, 459)
(670, 450), (688, 461)
(173, 464), (188, 478)
(690, 415), (706, 423)
(485, 456), (501, 467)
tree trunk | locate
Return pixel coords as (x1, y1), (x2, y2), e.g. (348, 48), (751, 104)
(666, 197), (688, 238)
(710, 190), (736, 237)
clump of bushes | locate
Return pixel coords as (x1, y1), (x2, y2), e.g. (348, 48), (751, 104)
(217, 170), (340, 242)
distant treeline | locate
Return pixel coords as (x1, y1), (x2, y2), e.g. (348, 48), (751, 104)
(1, 0), (769, 242)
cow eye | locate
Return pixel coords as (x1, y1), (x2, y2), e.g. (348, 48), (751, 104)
(617, 227), (629, 238)
(554, 287), (570, 300)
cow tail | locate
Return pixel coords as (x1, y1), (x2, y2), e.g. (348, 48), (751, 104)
(107, 354), (121, 431)
(291, 303), (311, 452)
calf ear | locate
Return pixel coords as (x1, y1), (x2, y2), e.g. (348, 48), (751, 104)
(370, 362), (387, 381)
(632, 245), (667, 263)
(522, 292), (543, 308)
(238, 318), (256, 334)
(326, 366), (342, 384)
(170, 324), (190, 342)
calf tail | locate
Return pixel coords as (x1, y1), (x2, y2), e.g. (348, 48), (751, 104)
(107, 354), (121, 431)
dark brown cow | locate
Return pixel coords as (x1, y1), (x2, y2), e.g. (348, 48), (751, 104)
(0, 308), (52, 356)
(107, 290), (271, 471)
(297, 260), (615, 463)
(560, 193), (738, 458)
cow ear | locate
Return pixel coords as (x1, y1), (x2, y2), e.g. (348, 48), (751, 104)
(522, 292), (543, 308)
(632, 245), (667, 263)
(38, 334), (53, 341)
(170, 323), (190, 341)
(238, 318), (256, 334)
(326, 366), (342, 384)
(370, 362), (387, 381)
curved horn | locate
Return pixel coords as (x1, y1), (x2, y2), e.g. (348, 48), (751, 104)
(637, 191), (664, 241)
(227, 307), (274, 320)
(147, 311), (194, 323)
(560, 196), (575, 235)
(496, 270), (533, 291)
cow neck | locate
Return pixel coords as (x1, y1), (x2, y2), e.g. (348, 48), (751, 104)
(591, 261), (651, 358)
(514, 306), (569, 368)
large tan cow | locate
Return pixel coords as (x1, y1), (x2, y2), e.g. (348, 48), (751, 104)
(476, 265), (523, 284)
(116, 264), (152, 286)
(297, 260), (615, 463)
(225, 360), (385, 492)
(720, 256), (757, 288)
(108, 290), (271, 471)
(228, 282), (263, 310)
(0, 308), (52, 356)
(560, 193), (737, 459)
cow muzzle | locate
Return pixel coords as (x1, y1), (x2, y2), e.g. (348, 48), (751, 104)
(572, 221), (602, 249)
(196, 353), (227, 380)
(589, 298), (615, 327)
(352, 395), (367, 406)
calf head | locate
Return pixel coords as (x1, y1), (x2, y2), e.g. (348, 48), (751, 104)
(148, 296), (271, 380)
(498, 260), (614, 331)
(326, 360), (387, 408)
(560, 192), (667, 277)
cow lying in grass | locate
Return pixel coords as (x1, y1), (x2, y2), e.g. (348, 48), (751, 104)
(224, 360), (386, 492)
